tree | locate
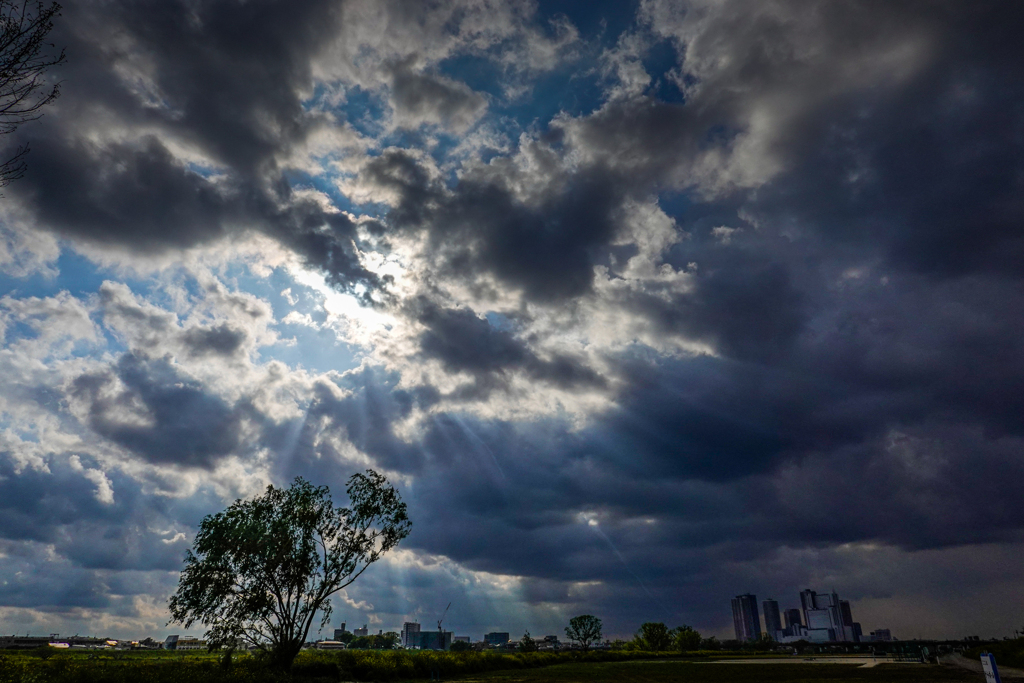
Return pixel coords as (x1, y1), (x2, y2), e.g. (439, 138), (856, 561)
(701, 636), (721, 650)
(565, 615), (602, 651)
(377, 632), (399, 650)
(449, 640), (472, 652)
(168, 472), (411, 670)
(0, 0), (64, 188)
(672, 625), (702, 651)
(634, 622), (673, 651)
(518, 631), (537, 652)
(348, 636), (371, 650)
(348, 633), (399, 650)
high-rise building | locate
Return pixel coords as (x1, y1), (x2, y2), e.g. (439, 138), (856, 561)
(762, 599), (782, 639)
(799, 589), (817, 627)
(412, 631), (452, 650)
(839, 600), (853, 626)
(353, 625), (369, 637)
(740, 589), (866, 644)
(484, 632), (510, 646)
(402, 623), (421, 648)
(797, 589), (851, 642)
(838, 600), (859, 642)
(731, 594), (761, 642)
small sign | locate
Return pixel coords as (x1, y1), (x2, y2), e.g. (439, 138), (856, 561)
(981, 653), (1002, 683)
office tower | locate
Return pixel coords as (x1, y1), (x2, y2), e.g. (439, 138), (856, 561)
(838, 600), (855, 641)
(799, 589), (850, 642)
(799, 589), (816, 627)
(839, 601), (854, 627)
(402, 622), (421, 649)
(484, 632), (510, 646)
(762, 598), (782, 639)
(784, 608), (803, 631)
(413, 631), (453, 650)
(731, 594), (761, 642)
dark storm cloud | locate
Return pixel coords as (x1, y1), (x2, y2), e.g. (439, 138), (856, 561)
(737, 5), (1024, 279)
(0, 546), (112, 609)
(23, 136), (235, 251)
(252, 367), (435, 485)
(344, 284), (1024, 626)
(414, 300), (605, 394)
(71, 354), (241, 468)
(0, 454), (200, 619)
(6, 0), (378, 292)
(181, 323), (246, 357)
(640, 250), (807, 362)
(0, 455), (190, 573)
(623, 0), (1024, 279)
(367, 148), (629, 301)
(389, 61), (488, 131)
(0, 455), (120, 544)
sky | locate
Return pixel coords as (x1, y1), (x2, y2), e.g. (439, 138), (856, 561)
(1, 0), (1023, 643)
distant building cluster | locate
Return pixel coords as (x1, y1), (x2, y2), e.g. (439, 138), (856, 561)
(163, 635), (206, 650)
(732, 590), (894, 644)
(0, 635), (160, 650)
(395, 625), (511, 650)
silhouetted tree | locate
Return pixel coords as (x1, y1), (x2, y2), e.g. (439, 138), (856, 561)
(349, 633), (400, 650)
(634, 622), (673, 651)
(449, 639), (472, 652)
(565, 615), (602, 651)
(0, 0), (64, 187)
(348, 636), (371, 650)
(673, 624), (702, 651)
(701, 635), (721, 650)
(518, 631), (538, 652)
(169, 472), (411, 670)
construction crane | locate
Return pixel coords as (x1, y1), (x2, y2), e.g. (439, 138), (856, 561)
(437, 602), (451, 650)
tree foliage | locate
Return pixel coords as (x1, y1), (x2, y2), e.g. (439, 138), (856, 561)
(673, 624), (702, 651)
(348, 632), (399, 650)
(564, 615), (602, 651)
(0, 0), (64, 187)
(518, 631), (538, 653)
(633, 622), (673, 651)
(168, 472), (411, 670)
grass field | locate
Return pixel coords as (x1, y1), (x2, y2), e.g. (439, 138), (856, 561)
(965, 638), (1024, 669)
(0, 650), (980, 683)
(450, 661), (976, 683)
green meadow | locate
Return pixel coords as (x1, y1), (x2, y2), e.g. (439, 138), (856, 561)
(0, 649), (980, 683)
(456, 661), (976, 683)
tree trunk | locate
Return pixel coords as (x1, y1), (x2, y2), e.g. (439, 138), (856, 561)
(271, 640), (303, 670)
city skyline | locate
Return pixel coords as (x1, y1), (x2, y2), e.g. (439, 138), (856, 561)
(2, 0), (1023, 644)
